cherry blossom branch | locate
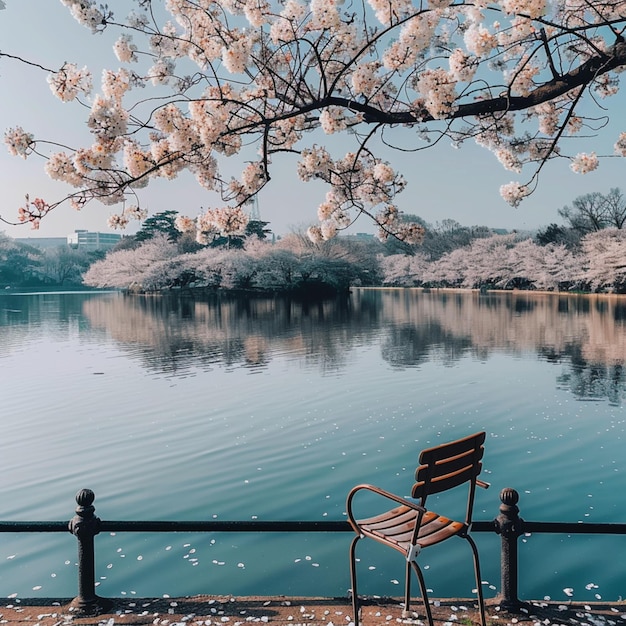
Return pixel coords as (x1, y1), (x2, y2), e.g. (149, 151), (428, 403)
(0, 51), (55, 73)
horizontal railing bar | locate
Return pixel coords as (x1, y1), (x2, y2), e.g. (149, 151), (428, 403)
(99, 520), (353, 532)
(2, 519), (626, 535)
(0, 520), (353, 533)
(0, 521), (68, 532)
(522, 521), (626, 535)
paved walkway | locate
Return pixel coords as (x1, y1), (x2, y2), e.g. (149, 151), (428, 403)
(2, 596), (626, 626)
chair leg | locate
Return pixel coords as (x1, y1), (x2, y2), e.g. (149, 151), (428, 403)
(411, 561), (434, 626)
(349, 535), (361, 626)
(465, 535), (487, 626)
(403, 560), (412, 616)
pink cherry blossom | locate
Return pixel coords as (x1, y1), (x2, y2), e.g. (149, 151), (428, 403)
(570, 152), (599, 174)
(4, 127), (34, 159)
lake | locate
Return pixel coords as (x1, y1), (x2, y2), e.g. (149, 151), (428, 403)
(0, 288), (624, 602)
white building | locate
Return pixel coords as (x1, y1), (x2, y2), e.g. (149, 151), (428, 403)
(67, 230), (122, 250)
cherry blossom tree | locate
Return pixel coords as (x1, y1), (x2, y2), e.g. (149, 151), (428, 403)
(400, 233), (580, 289)
(83, 227), (368, 291)
(3, 0), (626, 240)
(506, 237), (578, 290)
(423, 246), (468, 286)
(579, 228), (626, 291)
(83, 233), (178, 288)
(534, 242), (579, 290)
(380, 252), (430, 285)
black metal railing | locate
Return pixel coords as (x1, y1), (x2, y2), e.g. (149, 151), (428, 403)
(2, 487), (626, 616)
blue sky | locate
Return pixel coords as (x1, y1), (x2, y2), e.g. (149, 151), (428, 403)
(1, 1), (625, 239)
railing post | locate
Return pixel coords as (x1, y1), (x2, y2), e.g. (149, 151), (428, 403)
(493, 487), (525, 611)
(67, 489), (112, 615)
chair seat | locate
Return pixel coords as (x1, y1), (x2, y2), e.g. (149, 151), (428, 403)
(357, 505), (466, 555)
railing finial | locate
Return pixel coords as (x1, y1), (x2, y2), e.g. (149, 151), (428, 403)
(75, 488), (95, 509)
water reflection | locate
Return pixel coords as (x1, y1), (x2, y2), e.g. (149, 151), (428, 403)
(374, 289), (626, 366)
(2, 289), (625, 403)
(81, 292), (381, 375)
(372, 289), (626, 404)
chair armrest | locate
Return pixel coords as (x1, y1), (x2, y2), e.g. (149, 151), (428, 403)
(346, 483), (426, 533)
(476, 479), (490, 489)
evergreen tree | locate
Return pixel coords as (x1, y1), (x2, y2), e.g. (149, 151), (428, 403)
(135, 211), (181, 243)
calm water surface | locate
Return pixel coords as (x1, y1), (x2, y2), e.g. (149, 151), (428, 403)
(1, 288), (625, 602)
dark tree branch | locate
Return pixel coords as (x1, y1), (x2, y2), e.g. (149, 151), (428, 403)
(332, 37), (626, 124)
(0, 51), (55, 73)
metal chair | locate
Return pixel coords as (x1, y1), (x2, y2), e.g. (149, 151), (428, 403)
(346, 431), (489, 626)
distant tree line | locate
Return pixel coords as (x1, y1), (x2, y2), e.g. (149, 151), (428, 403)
(379, 188), (626, 292)
(4, 188), (626, 293)
(381, 230), (626, 292)
(0, 233), (104, 288)
(84, 231), (380, 296)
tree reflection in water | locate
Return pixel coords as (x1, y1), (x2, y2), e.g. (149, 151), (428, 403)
(77, 289), (626, 403)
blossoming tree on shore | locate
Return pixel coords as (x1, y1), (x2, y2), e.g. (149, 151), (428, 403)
(3, 0), (626, 241)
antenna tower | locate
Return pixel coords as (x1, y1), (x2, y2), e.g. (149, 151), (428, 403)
(249, 195), (261, 221)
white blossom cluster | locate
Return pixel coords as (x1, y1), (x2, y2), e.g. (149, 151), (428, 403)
(500, 181), (529, 207)
(309, 0), (341, 30)
(194, 206), (250, 241)
(464, 23), (498, 57)
(298, 147), (408, 241)
(175, 215), (196, 233)
(448, 49), (478, 83)
(113, 35), (138, 63)
(500, 0), (547, 19)
(88, 95), (129, 142)
(47, 63), (92, 102)
(367, 0), (412, 26)
(416, 68), (458, 119)
(570, 152), (599, 174)
(4, 126), (33, 158)
(59, 0), (105, 32)
(45, 152), (84, 186)
(615, 132), (626, 156)
(107, 214), (130, 229)
(495, 149), (523, 173)
(350, 61), (383, 99)
(227, 161), (268, 204)
(383, 13), (438, 71)
(17, 195), (51, 230)
(221, 35), (253, 75)
(269, 0), (306, 44)
(107, 205), (148, 230)
(319, 107), (348, 134)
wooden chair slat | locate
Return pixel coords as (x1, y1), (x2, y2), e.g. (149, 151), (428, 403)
(418, 432), (486, 466)
(358, 506), (417, 528)
(413, 464), (482, 498)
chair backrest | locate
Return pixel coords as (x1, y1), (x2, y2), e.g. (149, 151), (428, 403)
(411, 431), (486, 523)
